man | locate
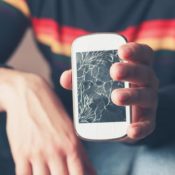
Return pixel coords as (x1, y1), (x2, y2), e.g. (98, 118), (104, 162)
(0, 0), (174, 174)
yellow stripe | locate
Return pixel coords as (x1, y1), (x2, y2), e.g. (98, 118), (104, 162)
(136, 37), (175, 51)
(36, 34), (71, 56)
(4, 0), (30, 17)
(36, 34), (175, 57)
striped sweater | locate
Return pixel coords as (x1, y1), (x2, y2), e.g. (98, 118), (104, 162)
(0, 0), (175, 144)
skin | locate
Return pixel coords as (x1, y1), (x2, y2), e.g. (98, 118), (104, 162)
(0, 70), (95, 175)
(61, 43), (159, 142)
(0, 42), (158, 174)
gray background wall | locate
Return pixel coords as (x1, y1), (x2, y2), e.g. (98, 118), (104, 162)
(8, 29), (51, 83)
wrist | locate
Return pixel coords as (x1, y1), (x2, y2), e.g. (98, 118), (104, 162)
(0, 69), (48, 112)
(0, 68), (26, 112)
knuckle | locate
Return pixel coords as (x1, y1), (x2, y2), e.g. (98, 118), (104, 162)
(29, 146), (43, 160)
(16, 169), (28, 175)
(46, 142), (65, 159)
(126, 42), (140, 49)
(131, 42), (141, 50)
(128, 43), (141, 54)
(68, 149), (80, 162)
(68, 150), (81, 163)
(13, 150), (30, 163)
(119, 42), (138, 58)
(15, 161), (30, 175)
(67, 140), (79, 156)
(45, 135), (80, 159)
(119, 43), (154, 64)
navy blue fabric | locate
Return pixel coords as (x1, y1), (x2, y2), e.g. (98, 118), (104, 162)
(1, 0), (175, 174)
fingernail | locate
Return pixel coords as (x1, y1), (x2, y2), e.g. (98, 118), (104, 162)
(116, 65), (128, 80)
(111, 91), (130, 105)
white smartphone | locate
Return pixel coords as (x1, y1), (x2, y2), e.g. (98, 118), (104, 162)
(71, 33), (131, 141)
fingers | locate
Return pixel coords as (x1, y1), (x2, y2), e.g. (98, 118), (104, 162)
(49, 156), (69, 175)
(60, 44), (155, 90)
(118, 42), (154, 65)
(110, 62), (159, 88)
(60, 69), (72, 90)
(16, 154), (90, 175)
(111, 87), (157, 108)
(111, 42), (158, 141)
(111, 87), (157, 141)
(15, 159), (32, 175)
(15, 141), (94, 175)
(16, 156), (80, 175)
(67, 151), (85, 175)
(32, 159), (50, 175)
(60, 43), (154, 89)
(66, 141), (96, 175)
(127, 120), (155, 140)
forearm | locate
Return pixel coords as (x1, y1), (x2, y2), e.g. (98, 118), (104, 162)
(0, 67), (70, 119)
(0, 68), (93, 174)
(0, 67), (40, 113)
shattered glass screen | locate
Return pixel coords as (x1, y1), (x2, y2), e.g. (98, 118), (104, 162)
(76, 50), (126, 123)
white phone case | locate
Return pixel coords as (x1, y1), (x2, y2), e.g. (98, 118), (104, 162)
(72, 33), (131, 141)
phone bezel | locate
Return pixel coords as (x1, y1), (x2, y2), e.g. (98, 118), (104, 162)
(71, 33), (131, 141)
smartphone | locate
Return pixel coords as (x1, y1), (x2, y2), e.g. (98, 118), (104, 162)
(71, 33), (131, 141)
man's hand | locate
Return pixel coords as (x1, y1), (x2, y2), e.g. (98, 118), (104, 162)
(60, 42), (159, 142)
(0, 69), (95, 175)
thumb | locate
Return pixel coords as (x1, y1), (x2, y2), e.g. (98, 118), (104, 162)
(60, 69), (72, 90)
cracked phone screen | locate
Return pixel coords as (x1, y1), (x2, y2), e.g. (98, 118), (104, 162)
(76, 50), (126, 123)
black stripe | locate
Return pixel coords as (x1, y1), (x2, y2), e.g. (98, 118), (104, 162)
(28, 0), (175, 32)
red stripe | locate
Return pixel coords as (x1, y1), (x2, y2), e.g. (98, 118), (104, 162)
(119, 19), (175, 41)
(32, 18), (60, 40)
(32, 18), (175, 44)
(32, 18), (89, 44)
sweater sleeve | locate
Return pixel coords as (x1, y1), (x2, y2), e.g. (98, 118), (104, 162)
(0, 0), (30, 64)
